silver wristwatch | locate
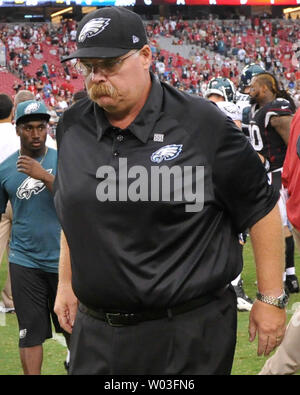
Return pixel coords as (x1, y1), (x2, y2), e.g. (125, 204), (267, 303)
(256, 292), (288, 309)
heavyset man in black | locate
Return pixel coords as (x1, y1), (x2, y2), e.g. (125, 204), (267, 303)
(54, 7), (286, 375)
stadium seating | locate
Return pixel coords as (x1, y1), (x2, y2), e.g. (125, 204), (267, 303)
(0, 69), (22, 96)
(0, 16), (298, 104)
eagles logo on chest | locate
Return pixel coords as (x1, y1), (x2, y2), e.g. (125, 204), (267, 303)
(16, 170), (53, 200)
(151, 144), (183, 164)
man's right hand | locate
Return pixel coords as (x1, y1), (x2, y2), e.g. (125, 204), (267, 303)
(54, 283), (78, 334)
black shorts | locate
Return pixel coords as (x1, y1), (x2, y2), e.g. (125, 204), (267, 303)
(10, 263), (63, 348)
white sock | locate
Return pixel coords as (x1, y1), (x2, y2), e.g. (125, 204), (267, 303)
(286, 267), (296, 276)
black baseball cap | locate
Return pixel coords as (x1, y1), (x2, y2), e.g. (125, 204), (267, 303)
(61, 7), (148, 62)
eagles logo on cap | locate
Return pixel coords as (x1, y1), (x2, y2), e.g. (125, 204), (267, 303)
(78, 18), (111, 43)
(15, 100), (50, 125)
(24, 102), (40, 114)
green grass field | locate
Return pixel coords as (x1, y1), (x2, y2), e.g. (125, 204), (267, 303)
(0, 243), (299, 376)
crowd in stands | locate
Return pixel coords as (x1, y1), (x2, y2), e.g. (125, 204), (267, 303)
(0, 13), (299, 136)
(147, 15), (300, 95)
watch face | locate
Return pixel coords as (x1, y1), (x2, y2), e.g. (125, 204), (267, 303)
(278, 293), (289, 308)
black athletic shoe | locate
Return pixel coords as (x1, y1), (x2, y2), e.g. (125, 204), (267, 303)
(285, 274), (300, 293)
(233, 280), (253, 312)
(64, 360), (69, 372)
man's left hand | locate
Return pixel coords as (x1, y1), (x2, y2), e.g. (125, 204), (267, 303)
(248, 300), (286, 356)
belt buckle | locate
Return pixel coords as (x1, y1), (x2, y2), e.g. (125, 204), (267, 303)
(105, 312), (123, 327)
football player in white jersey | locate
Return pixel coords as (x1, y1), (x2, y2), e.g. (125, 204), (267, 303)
(205, 76), (242, 129)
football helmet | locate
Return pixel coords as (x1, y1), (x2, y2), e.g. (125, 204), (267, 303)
(238, 63), (265, 93)
(205, 77), (236, 102)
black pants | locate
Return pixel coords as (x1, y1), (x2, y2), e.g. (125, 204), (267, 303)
(69, 286), (237, 375)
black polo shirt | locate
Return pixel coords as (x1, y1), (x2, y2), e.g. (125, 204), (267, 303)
(54, 74), (278, 311)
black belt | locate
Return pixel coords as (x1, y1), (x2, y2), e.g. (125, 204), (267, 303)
(79, 286), (228, 327)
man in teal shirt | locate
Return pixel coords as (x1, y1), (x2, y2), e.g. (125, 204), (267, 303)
(0, 100), (67, 375)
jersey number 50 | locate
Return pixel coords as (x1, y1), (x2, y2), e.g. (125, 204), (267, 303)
(248, 123), (263, 151)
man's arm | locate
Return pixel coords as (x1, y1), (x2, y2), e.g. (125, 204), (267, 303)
(54, 231), (78, 334)
(17, 155), (54, 192)
(270, 115), (293, 145)
(248, 203), (286, 356)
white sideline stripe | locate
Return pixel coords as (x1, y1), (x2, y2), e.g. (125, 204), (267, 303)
(52, 333), (67, 347)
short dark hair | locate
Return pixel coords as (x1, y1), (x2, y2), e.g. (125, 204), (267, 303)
(0, 94), (13, 120)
